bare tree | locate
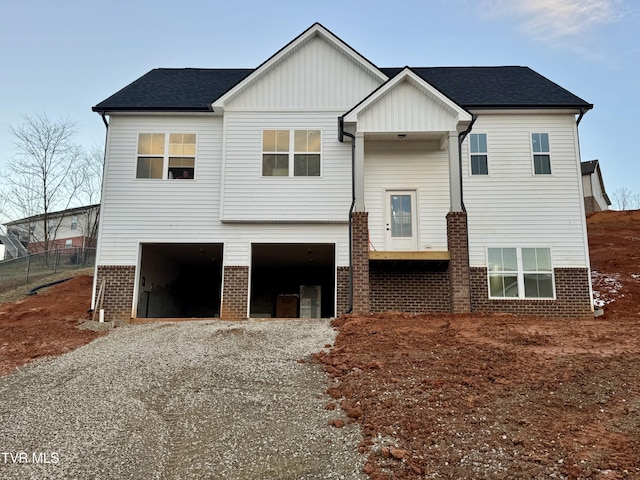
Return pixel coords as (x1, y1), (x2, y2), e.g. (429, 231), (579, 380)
(611, 187), (640, 211)
(69, 145), (104, 246)
(1, 113), (82, 252)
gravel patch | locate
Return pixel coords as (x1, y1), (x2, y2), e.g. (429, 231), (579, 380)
(0, 319), (367, 479)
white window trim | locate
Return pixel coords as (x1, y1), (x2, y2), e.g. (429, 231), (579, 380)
(135, 132), (198, 180)
(468, 132), (489, 176)
(260, 129), (323, 178)
(530, 132), (552, 176)
(70, 216), (78, 231)
(486, 246), (556, 300)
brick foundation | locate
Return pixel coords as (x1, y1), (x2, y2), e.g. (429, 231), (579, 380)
(470, 267), (593, 318)
(221, 266), (249, 320)
(447, 212), (471, 313)
(95, 265), (136, 323)
(351, 212), (370, 314)
(370, 262), (451, 313)
(336, 266), (350, 315)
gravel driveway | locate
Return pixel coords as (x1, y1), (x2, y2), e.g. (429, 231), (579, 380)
(0, 319), (367, 479)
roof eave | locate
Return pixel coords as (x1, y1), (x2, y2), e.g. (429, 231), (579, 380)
(92, 106), (212, 113)
(466, 104), (593, 111)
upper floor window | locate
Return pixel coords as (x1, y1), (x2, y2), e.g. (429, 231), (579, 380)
(469, 133), (488, 175)
(70, 216), (78, 231)
(531, 133), (551, 175)
(487, 247), (554, 299)
(136, 133), (196, 180)
(262, 129), (321, 177)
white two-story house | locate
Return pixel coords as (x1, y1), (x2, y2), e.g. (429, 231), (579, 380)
(92, 23), (594, 322)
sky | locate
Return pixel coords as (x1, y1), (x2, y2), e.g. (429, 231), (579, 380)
(0, 0), (638, 207)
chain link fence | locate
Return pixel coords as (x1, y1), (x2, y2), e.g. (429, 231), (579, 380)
(0, 248), (96, 293)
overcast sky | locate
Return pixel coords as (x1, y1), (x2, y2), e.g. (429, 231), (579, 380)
(0, 0), (638, 207)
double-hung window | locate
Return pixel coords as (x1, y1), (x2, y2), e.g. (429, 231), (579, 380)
(136, 133), (196, 180)
(531, 133), (551, 175)
(70, 216), (78, 231)
(262, 129), (321, 177)
(469, 133), (488, 175)
(488, 247), (554, 299)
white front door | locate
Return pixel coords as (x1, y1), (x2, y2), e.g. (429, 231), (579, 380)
(385, 190), (418, 251)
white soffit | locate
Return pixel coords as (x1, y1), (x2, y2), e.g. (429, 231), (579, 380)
(211, 23), (388, 111)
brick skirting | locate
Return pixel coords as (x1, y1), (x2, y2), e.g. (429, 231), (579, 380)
(370, 262), (451, 313)
(95, 265), (136, 323)
(221, 266), (249, 320)
(470, 267), (593, 318)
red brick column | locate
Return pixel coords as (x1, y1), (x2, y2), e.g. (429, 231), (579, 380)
(447, 211), (471, 313)
(336, 266), (350, 315)
(95, 265), (136, 323)
(221, 266), (249, 320)
(351, 212), (370, 314)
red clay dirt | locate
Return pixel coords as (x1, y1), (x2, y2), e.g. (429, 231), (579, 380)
(0, 275), (105, 376)
(1, 211), (639, 479)
(315, 210), (640, 479)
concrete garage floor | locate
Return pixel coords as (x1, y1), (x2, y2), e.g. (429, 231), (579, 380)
(0, 320), (367, 480)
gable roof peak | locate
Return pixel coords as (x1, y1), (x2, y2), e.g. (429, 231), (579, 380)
(211, 22), (387, 110)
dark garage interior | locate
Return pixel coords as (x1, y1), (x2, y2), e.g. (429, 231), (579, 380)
(137, 243), (223, 318)
(250, 243), (335, 318)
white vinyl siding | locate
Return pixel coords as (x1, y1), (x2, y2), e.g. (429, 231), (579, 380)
(364, 141), (449, 252)
(221, 112), (351, 222)
(463, 113), (589, 268)
(96, 115), (350, 267)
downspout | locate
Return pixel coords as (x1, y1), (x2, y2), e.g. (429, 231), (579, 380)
(338, 116), (356, 314)
(576, 108), (587, 126)
(90, 113), (109, 312)
(457, 114), (478, 211)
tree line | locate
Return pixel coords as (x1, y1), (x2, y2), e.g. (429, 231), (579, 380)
(0, 113), (103, 253)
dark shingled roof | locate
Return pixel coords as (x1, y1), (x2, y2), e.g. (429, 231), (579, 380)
(581, 159), (600, 175)
(93, 68), (253, 112)
(93, 66), (592, 112)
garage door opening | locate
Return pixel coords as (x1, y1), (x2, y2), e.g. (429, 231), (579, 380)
(137, 243), (223, 318)
(250, 243), (335, 319)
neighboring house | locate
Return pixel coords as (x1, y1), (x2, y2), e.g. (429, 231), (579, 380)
(581, 160), (611, 213)
(92, 23), (594, 322)
(3, 204), (100, 254)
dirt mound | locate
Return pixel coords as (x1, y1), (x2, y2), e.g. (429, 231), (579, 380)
(316, 313), (640, 479)
(587, 209), (640, 317)
(0, 275), (105, 375)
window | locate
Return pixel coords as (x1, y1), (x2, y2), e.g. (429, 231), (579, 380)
(65, 239), (73, 249)
(487, 247), (554, 299)
(469, 133), (488, 175)
(136, 133), (196, 180)
(47, 218), (55, 229)
(531, 133), (551, 175)
(70, 216), (78, 231)
(262, 129), (321, 177)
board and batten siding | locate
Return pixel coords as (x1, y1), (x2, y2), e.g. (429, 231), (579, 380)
(225, 34), (384, 110)
(356, 81), (461, 133)
(462, 113), (589, 268)
(364, 141), (450, 252)
(97, 114), (350, 267)
(220, 111), (353, 222)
